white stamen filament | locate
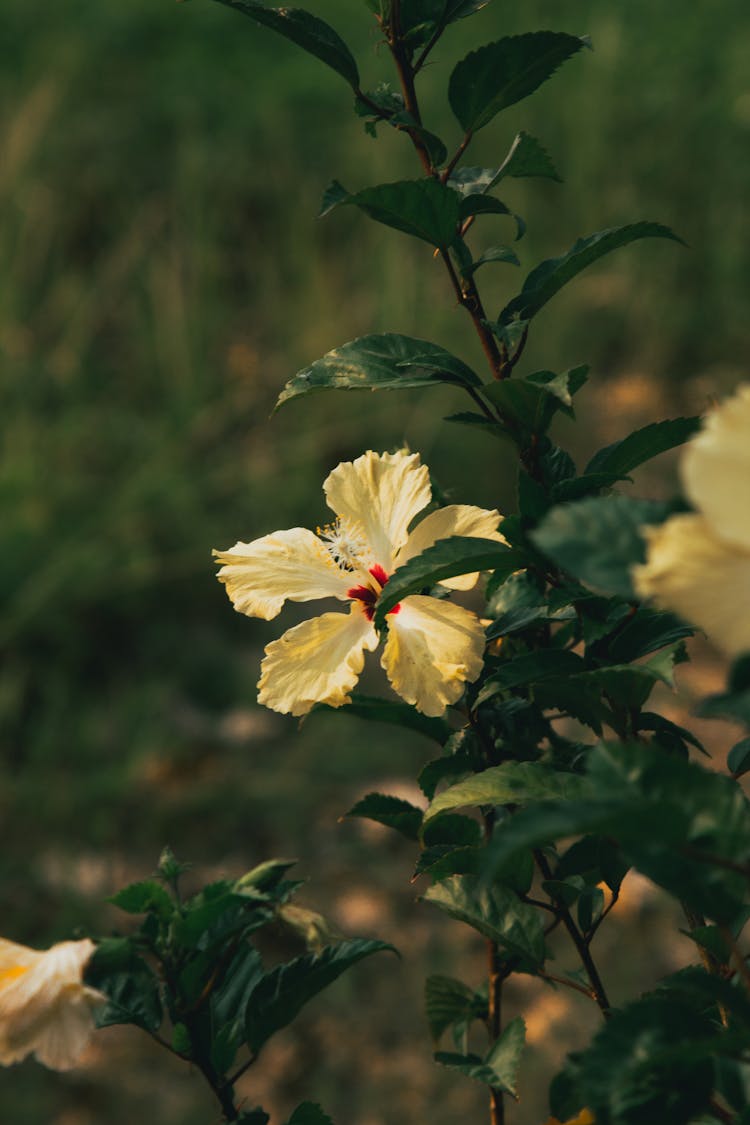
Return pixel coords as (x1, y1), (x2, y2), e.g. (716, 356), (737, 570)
(317, 517), (373, 571)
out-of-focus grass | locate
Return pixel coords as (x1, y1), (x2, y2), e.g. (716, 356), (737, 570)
(1, 1), (749, 1121)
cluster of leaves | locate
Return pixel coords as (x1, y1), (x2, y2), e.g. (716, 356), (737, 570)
(86, 849), (392, 1124)
(202, 3), (750, 1124)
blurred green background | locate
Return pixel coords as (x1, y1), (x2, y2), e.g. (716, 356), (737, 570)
(1, 0), (749, 1121)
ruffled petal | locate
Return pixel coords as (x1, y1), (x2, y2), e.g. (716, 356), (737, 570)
(323, 450), (431, 571)
(0, 940), (102, 1070)
(396, 504), (505, 590)
(258, 607), (379, 716)
(214, 528), (351, 620)
(31, 990), (102, 1070)
(380, 595), (485, 716)
(681, 385), (750, 550)
(633, 513), (750, 656)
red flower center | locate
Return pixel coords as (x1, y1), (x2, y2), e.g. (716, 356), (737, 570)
(347, 565), (401, 622)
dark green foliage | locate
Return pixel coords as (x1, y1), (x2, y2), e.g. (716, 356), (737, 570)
(449, 33), (588, 131)
(312, 693), (452, 744)
(424, 761), (588, 825)
(532, 495), (672, 596)
(244, 939), (395, 1054)
(499, 223), (683, 326)
(212, 0), (360, 88)
(585, 417), (702, 476)
(321, 179), (462, 248)
(434, 1017), (525, 1094)
(285, 1105), (334, 1125)
(277, 333), (481, 407)
(423, 875), (545, 968)
(424, 974), (487, 1041)
(484, 742), (750, 922)
(345, 792), (424, 840)
(374, 537), (523, 624)
(88, 939), (164, 1033)
(568, 995), (715, 1124)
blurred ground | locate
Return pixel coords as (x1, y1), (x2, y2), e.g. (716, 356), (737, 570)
(1, 0), (750, 1122)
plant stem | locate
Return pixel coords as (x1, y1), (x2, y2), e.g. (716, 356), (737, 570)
(487, 939), (505, 1125)
(534, 850), (611, 1018)
(385, 3), (505, 381)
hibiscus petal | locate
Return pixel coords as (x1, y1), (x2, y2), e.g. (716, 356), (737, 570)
(0, 939), (101, 1070)
(32, 991), (101, 1070)
(323, 450), (431, 571)
(214, 528), (351, 620)
(381, 595), (485, 716)
(681, 385), (750, 551)
(396, 504), (505, 590)
(633, 513), (750, 656)
(258, 608), (379, 716)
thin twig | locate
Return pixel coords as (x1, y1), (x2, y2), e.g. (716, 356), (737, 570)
(441, 131), (474, 183)
(708, 1096), (735, 1124)
(228, 1052), (258, 1088)
(538, 969), (596, 1001)
(534, 851), (611, 1017)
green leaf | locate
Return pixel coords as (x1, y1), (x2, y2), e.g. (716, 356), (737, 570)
(586, 417), (702, 477)
(108, 880), (174, 919)
(209, 944), (265, 1070)
(444, 0), (492, 21)
(475, 649), (585, 706)
(657, 966), (750, 1030)
(484, 742), (750, 921)
(422, 813), (482, 849)
(424, 761), (588, 825)
(212, 1), (359, 89)
(418, 750), (480, 801)
(238, 1111), (270, 1125)
(636, 711), (707, 757)
(729, 737), (750, 778)
(321, 179), (461, 248)
(244, 940), (395, 1054)
(277, 333), (480, 408)
(462, 245), (520, 278)
(602, 608), (695, 663)
(576, 995), (714, 1125)
(449, 33), (588, 132)
(422, 875), (544, 966)
(374, 537), (523, 625)
(311, 693), (451, 745)
(483, 368), (586, 436)
(458, 195), (510, 221)
(425, 974), (486, 1041)
(285, 1105), (334, 1125)
(496, 130), (562, 182)
(87, 939), (163, 1033)
(532, 495), (671, 597)
(499, 223), (683, 325)
(435, 1017), (525, 1094)
(443, 411), (508, 441)
(345, 792), (424, 840)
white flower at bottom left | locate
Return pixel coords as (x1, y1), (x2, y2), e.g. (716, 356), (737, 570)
(0, 937), (105, 1070)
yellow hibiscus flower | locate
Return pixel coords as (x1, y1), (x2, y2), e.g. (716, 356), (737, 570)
(214, 449), (503, 717)
(0, 937), (105, 1070)
(634, 384), (750, 655)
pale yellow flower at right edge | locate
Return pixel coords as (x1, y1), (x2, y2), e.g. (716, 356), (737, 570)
(633, 384), (750, 655)
(0, 937), (105, 1069)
